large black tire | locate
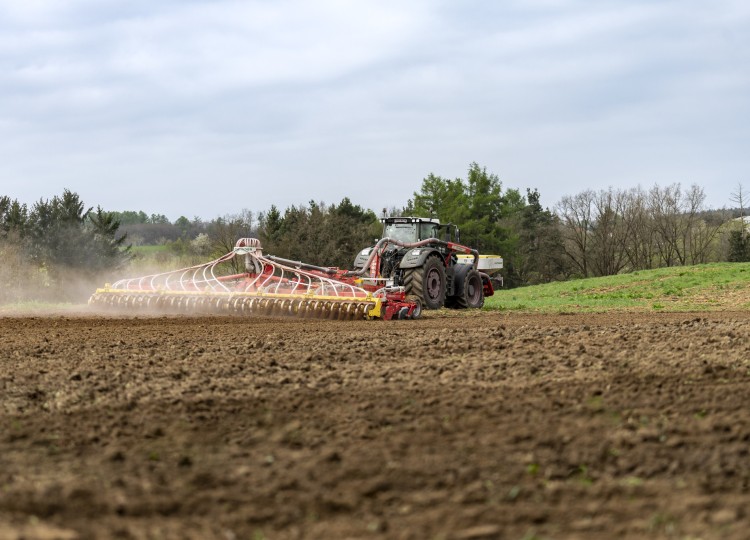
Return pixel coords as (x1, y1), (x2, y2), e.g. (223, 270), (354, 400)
(403, 256), (446, 310)
(449, 266), (484, 309)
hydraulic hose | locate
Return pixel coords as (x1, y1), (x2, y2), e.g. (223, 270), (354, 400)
(343, 237), (479, 277)
(266, 255), (337, 275)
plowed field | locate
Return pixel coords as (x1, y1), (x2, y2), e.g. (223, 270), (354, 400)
(1, 311), (749, 539)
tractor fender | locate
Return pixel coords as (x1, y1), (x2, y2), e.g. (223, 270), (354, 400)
(398, 247), (442, 269)
(353, 247), (373, 269)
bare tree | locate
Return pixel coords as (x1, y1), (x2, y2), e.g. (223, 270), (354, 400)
(622, 187), (656, 271)
(683, 185), (723, 264)
(730, 183), (748, 237)
(589, 188), (631, 276)
(558, 183), (723, 273)
(557, 190), (595, 277)
(649, 184), (684, 266)
(688, 219), (723, 264)
(727, 183), (749, 261)
(730, 183), (747, 219)
(207, 209), (255, 273)
(648, 183), (719, 266)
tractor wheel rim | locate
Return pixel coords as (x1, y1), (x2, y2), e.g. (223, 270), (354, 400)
(426, 269), (441, 298)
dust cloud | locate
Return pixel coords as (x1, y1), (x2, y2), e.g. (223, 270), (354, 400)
(0, 241), (137, 317)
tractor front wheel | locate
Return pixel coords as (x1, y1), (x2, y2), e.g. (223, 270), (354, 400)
(404, 256), (446, 309)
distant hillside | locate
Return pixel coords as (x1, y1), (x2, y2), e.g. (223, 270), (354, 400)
(485, 263), (750, 313)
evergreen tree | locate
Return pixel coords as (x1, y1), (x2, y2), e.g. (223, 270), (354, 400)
(20, 189), (131, 299)
(258, 205), (284, 254)
(410, 163), (516, 260)
(88, 206), (131, 272)
(1, 198), (28, 237)
(508, 188), (568, 285)
(412, 173), (466, 222)
(326, 198), (379, 268)
(728, 230), (750, 262)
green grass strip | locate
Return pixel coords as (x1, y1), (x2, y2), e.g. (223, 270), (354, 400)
(484, 263), (750, 313)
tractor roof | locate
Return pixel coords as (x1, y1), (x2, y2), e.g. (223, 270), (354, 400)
(381, 216), (441, 225)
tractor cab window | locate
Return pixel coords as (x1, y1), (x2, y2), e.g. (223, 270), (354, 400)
(383, 223), (418, 243)
(419, 223), (439, 240)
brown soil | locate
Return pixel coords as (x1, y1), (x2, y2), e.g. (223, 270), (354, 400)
(1, 311), (749, 539)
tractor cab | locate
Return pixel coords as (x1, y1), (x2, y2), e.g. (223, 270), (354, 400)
(381, 217), (459, 243)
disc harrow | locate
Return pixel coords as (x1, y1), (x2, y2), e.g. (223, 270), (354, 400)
(89, 238), (419, 320)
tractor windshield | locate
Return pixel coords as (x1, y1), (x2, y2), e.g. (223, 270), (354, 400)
(383, 223), (418, 243)
(383, 221), (440, 243)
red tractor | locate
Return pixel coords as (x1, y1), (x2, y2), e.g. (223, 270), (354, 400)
(348, 217), (502, 311)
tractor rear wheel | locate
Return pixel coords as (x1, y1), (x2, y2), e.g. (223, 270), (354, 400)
(451, 267), (484, 309)
(404, 256), (446, 309)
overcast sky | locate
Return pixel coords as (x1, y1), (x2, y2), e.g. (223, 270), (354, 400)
(1, 0), (748, 220)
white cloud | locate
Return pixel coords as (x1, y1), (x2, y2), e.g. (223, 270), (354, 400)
(0, 0), (748, 217)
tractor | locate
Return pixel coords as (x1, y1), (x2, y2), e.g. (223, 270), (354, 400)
(89, 218), (502, 321)
(350, 217), (503, 310)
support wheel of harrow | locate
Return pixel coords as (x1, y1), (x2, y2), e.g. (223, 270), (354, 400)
(405, 295), (423, 319)
(403, 255), (446, 310)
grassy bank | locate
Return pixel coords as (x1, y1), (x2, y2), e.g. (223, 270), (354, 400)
(485, 263), (750, 313)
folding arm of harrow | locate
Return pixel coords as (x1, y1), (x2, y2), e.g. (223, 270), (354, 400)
(90, 238), (420, 320)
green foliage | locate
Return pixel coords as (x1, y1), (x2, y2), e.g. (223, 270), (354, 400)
(411, 173), (467, 221)
(411, 163), (512, 254)
(88, 206), (131, 272)
(409, 163), (564, 287)
(1, 196), (29, 237)
(111, 210), (171, 225)
(257, 198), (378, 268)
(0, 189), (131, 302)
(728, 230), (750, 262)
(150, 213), (170, 224)
(110, 210), (149, 225)
(259, 204), (284, 250)
(502, 188), (569, 286)
(26, 190), (130, 275)
(174, 215), (191, 228)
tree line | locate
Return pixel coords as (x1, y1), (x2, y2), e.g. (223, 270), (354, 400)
(406, 167), (748, 281)
(111, 200), (379, 271)
(1, 167), (748, 303)
(0, 190), (129, 302)
(556, 184), (741, 277)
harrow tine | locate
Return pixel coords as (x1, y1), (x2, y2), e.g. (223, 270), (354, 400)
(90, 291), (387, 321)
